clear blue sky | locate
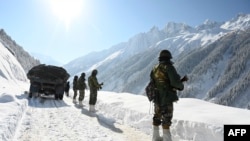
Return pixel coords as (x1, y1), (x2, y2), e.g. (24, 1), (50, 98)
(0, 0), (249, 64)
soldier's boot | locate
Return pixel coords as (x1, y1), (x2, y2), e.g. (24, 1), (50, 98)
(162, 129), (172, 141)
(152, 125), (162, 141)
(89, 105), (92, 112)
(89, 105), (93, 112)
(89, 105), (95, 112)
(79, 101), (83, 107)
(89, 105), (91, 111)
(92, 105), (96, 112)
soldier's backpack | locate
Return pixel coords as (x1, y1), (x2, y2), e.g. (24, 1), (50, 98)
(145, 80), (156, 102)
(145, 64), (167, 102)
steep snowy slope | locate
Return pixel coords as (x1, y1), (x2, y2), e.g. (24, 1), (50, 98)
(0, 42), (27, 82)
(176, 29), (250, 109)
(0, 29), (40, 73)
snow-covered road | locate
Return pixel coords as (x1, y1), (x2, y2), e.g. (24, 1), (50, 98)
(2, 85), (250, 141)
(3, 82), (250, 141)
(13, 94), (151, 141)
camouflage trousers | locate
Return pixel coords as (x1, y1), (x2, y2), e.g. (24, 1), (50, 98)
(73, 89), (78, 99)
(89, 88), (98, 105)
(153, 103), (173, 129)
(79, 90), (85, 101)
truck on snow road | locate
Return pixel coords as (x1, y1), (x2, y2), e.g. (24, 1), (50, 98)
(27, 64), (70, 100)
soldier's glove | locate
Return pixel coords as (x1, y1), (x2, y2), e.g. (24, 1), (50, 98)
(181, 75), (188, 82)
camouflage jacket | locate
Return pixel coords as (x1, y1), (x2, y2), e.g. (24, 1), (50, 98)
(150, 61), (184, 106)
(73, 78), (78, 90)
(88, 75), (101, 90)
(77, 76), (87, 90)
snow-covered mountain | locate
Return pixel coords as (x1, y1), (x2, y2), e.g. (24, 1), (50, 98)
(0, 41), (29, 106)
(0, 29), (40, 73)
(64, 13), (250, 109)
(0, 42), (28, 83)
(176, 29), (250, 108)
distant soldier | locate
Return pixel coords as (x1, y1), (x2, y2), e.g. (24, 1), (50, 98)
(77, 73), (87, 107)
(88, 69), (103, 112)
(64, 81), (70, 96)
(72, 75), (79, 103)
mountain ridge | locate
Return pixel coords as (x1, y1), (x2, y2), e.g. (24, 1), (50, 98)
(64, 13), (250, 109)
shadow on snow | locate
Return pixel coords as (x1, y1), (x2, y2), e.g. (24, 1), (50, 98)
(81, 107), (123, 133)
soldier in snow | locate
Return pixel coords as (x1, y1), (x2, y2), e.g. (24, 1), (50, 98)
(88, 69), (103, 112)
(150, 50), (188, 141)
(77, 73), (87, 107)
(72, 75), (79, 103)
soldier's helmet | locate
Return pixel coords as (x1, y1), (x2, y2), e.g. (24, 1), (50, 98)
(92, 69), (98, 75)
(74, 75), (78, 79)
(81, 72), (85, 77)
(159, 50), (172, 59)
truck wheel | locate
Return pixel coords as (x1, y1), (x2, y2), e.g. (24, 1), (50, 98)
(59, 94), (64, 100)
(55, 94), (59, 100)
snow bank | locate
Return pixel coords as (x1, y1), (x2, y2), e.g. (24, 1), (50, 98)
(0, 80), (29, 141)
(96, 91), (250, 141)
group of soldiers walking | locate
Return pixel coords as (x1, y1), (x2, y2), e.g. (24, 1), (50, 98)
(71, 69), (103, 112)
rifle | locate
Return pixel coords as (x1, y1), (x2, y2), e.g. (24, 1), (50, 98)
(181, 75), (188, 82)
(99, 82), (104, 89)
